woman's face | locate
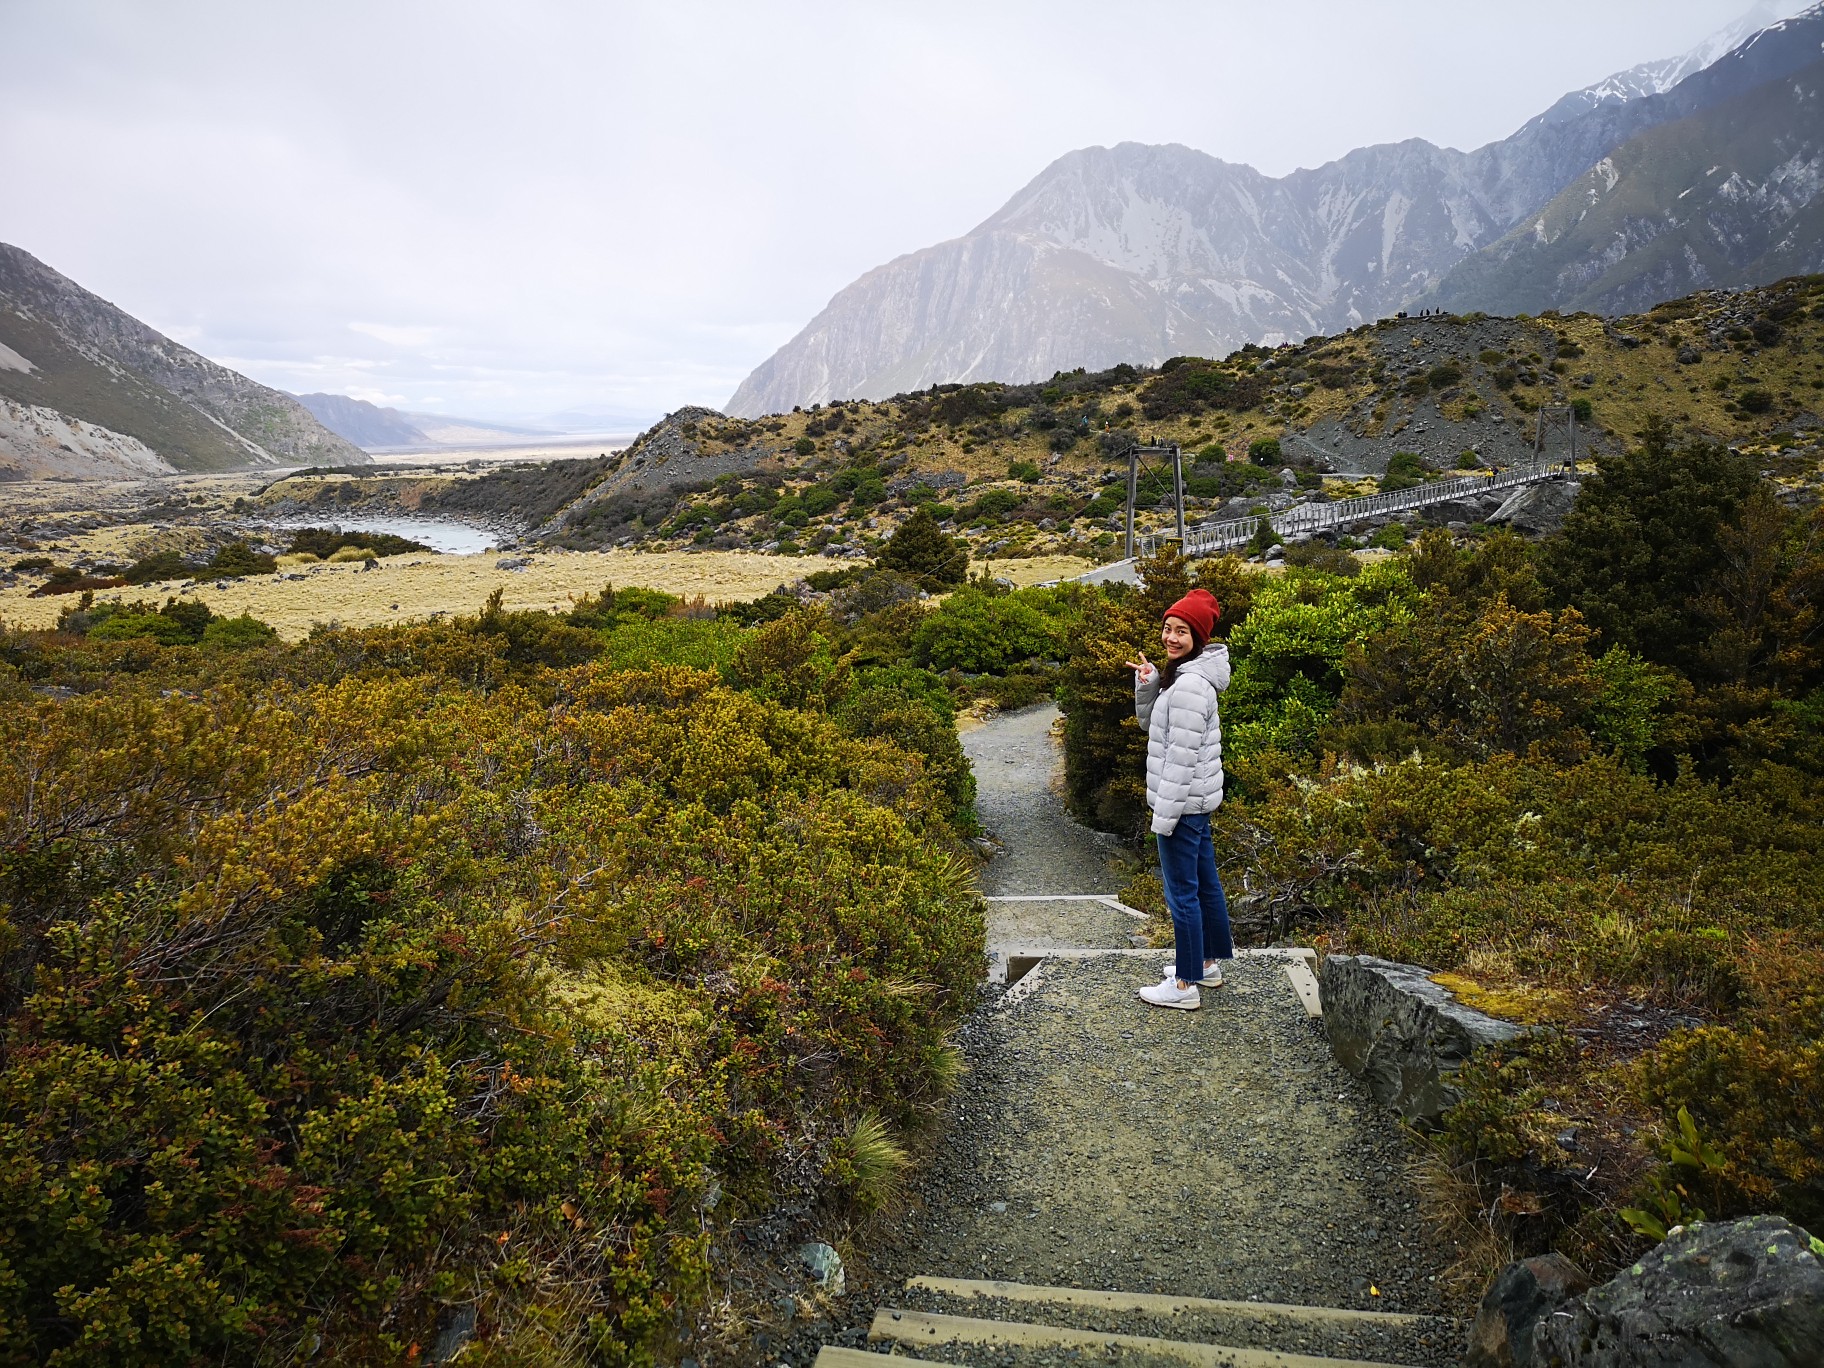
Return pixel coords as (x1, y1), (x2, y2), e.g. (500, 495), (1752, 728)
(1161, 616), (1195, 661)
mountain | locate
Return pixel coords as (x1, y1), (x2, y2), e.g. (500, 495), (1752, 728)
(0, 243), (366, 478)
(294, 393), (429, 448)
(1429, 52), (1824, 316)
(728, 5), (1824, 417)
(1518, 1), (1786, 131)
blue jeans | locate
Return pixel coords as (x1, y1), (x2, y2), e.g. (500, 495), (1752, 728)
(1157, 812), (1233, 984)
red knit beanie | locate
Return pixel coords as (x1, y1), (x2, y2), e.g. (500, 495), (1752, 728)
(1163, 588), (1220, 639)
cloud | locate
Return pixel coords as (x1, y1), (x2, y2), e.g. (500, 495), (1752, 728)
(0, 0), (1789, 422)
(348, 322), (442, 348)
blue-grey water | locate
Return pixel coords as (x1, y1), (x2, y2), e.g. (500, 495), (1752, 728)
(260, 515), (497, 555)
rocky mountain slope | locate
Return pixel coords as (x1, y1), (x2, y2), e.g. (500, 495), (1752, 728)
(0, 243), (366, 479)
(729, 5), (1824, 417)
(1431, 53), (1824, 316)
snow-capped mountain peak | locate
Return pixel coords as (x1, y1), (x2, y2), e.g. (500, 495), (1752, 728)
(1520, 1), (1792, 131)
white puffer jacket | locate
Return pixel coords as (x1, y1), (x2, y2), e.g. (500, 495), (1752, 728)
(1134, 644), (1231, 836)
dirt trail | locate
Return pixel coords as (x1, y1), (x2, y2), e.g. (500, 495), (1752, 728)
(791, 704), (1467, 1366)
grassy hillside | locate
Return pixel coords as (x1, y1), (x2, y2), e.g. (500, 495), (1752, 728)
(305, 277), (1824, 564)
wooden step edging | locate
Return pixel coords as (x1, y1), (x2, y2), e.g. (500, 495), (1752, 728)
(903, 1275), (1436, 1326)
(869, 1307), (1420, 1368)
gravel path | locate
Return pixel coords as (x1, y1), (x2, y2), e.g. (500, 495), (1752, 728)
(961, 704), (1131, 901)
(767, 708), (1466, 1367)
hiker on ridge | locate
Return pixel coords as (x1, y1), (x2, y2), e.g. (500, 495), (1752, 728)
(1126, 587), (1234, 1011)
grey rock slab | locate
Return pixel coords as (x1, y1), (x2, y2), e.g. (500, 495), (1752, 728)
(1487, 479), (1581, 537)
(1320, 955), (1528, 1124)
(1537, 1216), (1824, 1368)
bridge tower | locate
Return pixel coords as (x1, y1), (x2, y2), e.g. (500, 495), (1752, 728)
(1124, 443), (1185, 559)
(1533, 404), (1579, 474)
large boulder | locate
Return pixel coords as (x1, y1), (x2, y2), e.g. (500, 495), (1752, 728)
(1466, 1253), (1592, 1368)
(1487, 478), (1581, 536)
(1536, 1216), (1824, 1366)
(1320, 955), (1528, 1123)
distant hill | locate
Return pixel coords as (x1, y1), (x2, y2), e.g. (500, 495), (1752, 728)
(274, 279), (1822, 566)
(0, 242), (366, 478)
(728, 4), (1824, 417)
(293, 393), (429, 448)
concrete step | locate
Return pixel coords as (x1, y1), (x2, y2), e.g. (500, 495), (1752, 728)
(905, 1275), (1434, 1325)
(868, 1306), (1425, 1367)
(892, 1277), (1460, 1366)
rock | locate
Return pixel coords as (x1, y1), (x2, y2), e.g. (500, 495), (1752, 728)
(427, 1304), (477, 1364)
(1487, 479), (1581, 537)
(1537, 1216), (1824, 1367)
(1466, 1253), (1591, 1368)
(1677, 345), (1704, 365)
(798, 1241), (845, 1296)
(495, 555), (531, 571)
(1320, 954), (1529, 1123)
(1420, 497), (1487, 525)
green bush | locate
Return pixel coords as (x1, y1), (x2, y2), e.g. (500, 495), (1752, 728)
(1008, 459), (1041, 483)
(1380, 451), (1428, 492)
(913, 588), (1061, 675)
(0, 623), (984, 1363)
(204, 541), (276, 579)
(879, 508), (969, 590)
(1248, 437), (1282, 466)
(793, 436), (816, 455)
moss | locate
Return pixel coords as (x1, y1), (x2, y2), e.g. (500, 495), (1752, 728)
(1430, 972), (1572, 1025)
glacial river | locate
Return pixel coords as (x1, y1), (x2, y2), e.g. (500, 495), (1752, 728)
(259, 515), (498, 555)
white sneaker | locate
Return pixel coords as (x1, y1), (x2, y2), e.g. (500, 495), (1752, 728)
(1161, 961), (1224, 987)
(1138, 979), (1201, 1010)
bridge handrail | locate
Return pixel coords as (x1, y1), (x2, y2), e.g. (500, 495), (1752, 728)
(1134, 460), (1567, 560)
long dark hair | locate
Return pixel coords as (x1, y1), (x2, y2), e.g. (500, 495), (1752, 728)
(1157, 623), (1210, 692)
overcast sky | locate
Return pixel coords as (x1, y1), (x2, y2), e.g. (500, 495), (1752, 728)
(0, 0), (1802, 426)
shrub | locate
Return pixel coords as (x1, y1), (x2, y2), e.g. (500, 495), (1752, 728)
(1381, 451), (1428, 492)
(1248, 437), (1282, 466)
(912, 588), (1061, 675)
(1542, 416), (1758, 665)
(1008, 459), (1041, 483)
(1570, 397), (1593, 424)
(1737, 388), (1774, 414)
(879, 508), (969, 590)
(286, 528), (428, 559)
(793, 435), (816, 455)
(204, 541), (277, 578)
(0, 633), (984, 1362)
(1427, 362), (1462, 390)
(1637, 948), (1824, 1228)
(121, 549), (194, 584)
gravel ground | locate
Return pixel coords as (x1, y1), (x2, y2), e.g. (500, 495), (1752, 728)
(962, 704), (1131, 901)
(752, 708), (1468, 1368)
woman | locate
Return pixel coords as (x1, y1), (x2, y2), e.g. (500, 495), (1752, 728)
(1126, 587), (1233, 1011)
